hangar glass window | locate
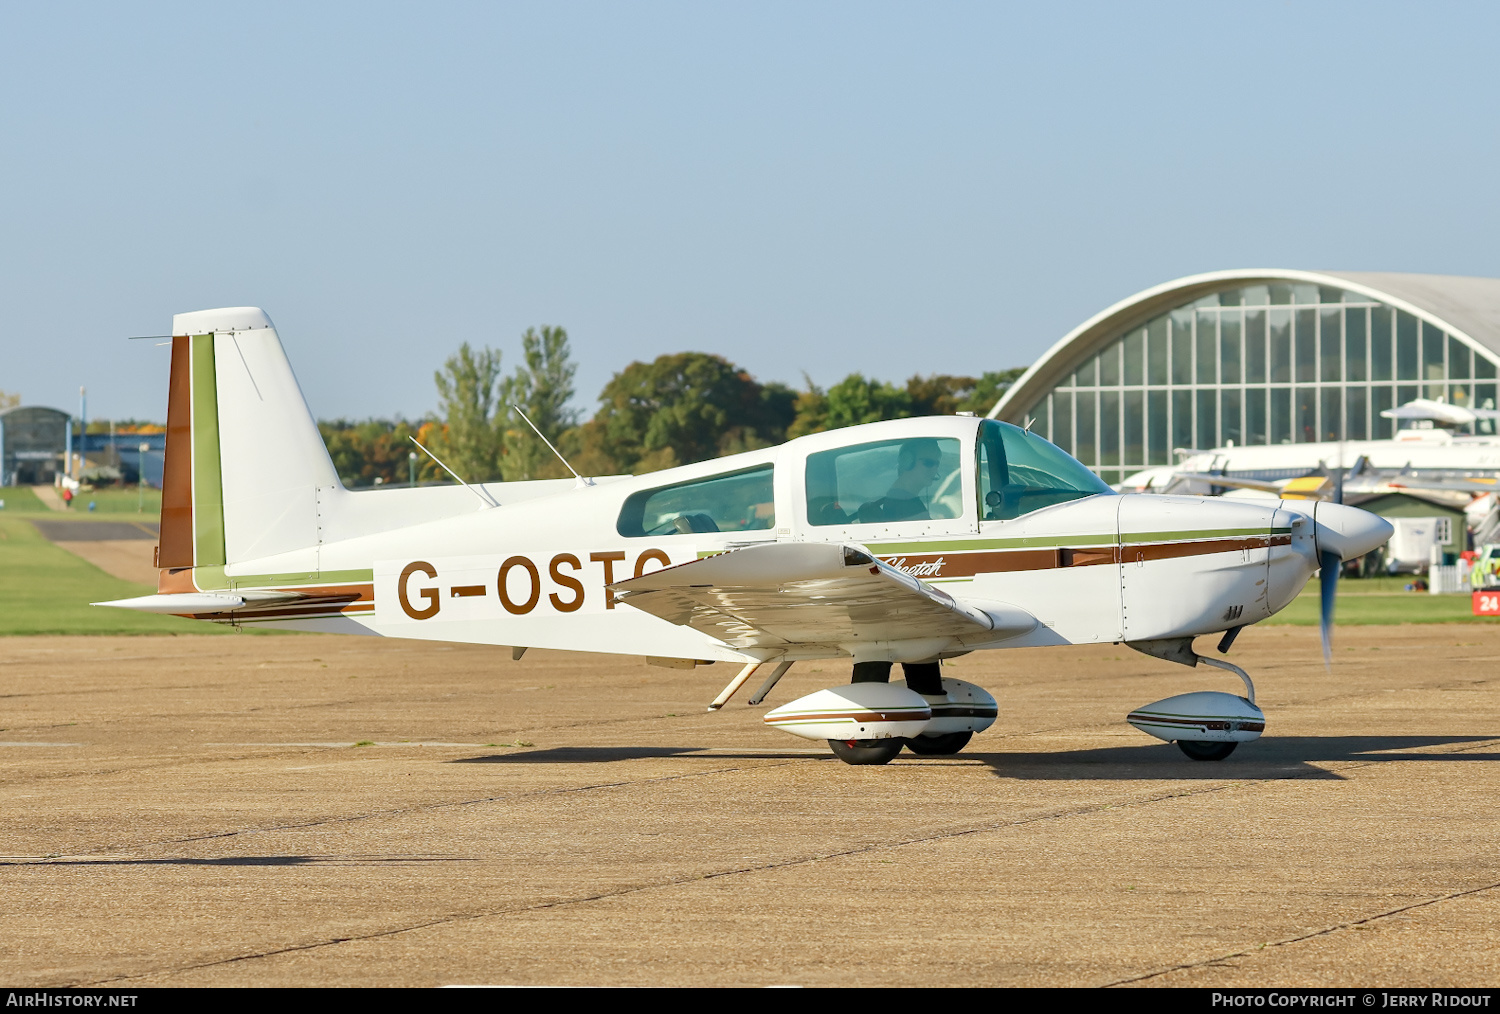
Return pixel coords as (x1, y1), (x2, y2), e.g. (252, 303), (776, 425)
(805, 437), (963, 526)
(977, 420), (1113, 521)
(1009, 281), (1500, 483)
(616, 465), (774, 537)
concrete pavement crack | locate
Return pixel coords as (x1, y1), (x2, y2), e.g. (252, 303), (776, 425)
(73, 774), (1266, 986)
(1103, 878), (1500, 987)
(37, 756), (820, 860)
(76, 734), (1500, 986)
(1101, 735), (1500, 987)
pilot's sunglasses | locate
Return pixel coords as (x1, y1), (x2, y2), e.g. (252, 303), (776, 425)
(919, 457), (941, 468)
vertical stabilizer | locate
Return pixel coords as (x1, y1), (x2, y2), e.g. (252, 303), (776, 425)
(158, 308), (340, 590)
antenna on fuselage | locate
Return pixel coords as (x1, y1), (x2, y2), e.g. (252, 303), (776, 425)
(407, 436), (499, 509)
(511, 406), (595, 488)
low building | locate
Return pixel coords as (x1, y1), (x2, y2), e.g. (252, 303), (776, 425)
(0, 405), (69, 486)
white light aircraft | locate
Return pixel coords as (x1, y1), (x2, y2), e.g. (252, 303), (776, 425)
(99, 308), (1394, 765)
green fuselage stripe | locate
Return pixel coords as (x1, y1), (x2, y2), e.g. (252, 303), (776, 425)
(1121, 527), (1290, 544)
(191, 334), (226, 568)
(872, 526), (1284, 554)
(190, 566), (376, 593)
(230, 569), (375, 588)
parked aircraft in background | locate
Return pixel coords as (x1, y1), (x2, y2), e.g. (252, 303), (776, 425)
(98, 308), (1393, 764)
(1117, 399), (1500, 576)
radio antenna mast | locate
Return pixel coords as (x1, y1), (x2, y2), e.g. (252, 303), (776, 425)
(407, 436), (498, 508)
(512, 406), (594, 487)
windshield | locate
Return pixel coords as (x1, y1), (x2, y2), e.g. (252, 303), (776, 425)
(977, 419), (1113, 521)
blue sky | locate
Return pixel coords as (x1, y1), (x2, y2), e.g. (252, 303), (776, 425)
(2, 1), (1497, 423)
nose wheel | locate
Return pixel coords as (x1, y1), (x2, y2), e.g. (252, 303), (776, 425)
(1176, 740), (1237, 761)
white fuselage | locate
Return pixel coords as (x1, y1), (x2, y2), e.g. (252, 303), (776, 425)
(202, 417), (1322, 665)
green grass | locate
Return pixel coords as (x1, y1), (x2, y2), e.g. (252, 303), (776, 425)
(0, 487), (47, 513)
(60, 487), (162, 516)
(0, 485), (162, 517)
(1265, 577), (1493, 625)
(1327, 575), (1438, 595)
(0, 515), (232, 635)
(72, 486), (163, 515)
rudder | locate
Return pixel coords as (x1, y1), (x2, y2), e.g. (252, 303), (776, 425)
(158, 307), (340, 589)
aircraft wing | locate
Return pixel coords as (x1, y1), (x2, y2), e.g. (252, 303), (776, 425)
(609, 542), (1031, 651)
(1380, 476), (1499, 493)
(1169, 472), (1290, 494)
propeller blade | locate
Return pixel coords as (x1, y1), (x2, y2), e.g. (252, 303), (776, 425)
(1319, 549), (1340, 666)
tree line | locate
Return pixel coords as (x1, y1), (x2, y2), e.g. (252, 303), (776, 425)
(318, 326), (1024, 488)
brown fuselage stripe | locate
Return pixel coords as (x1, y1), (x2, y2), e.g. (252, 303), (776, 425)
(766, 710), (931, 724)
(189, 605), (375, 621)
(180, 583), (375, 620)
(1122, 535), (1292, 565)
(1128, 714), (1264, 733)
(192, 607), (375, 621)
(879, 535), (1290, 580)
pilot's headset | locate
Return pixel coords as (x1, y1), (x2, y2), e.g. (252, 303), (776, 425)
(898, 438), (942, 473)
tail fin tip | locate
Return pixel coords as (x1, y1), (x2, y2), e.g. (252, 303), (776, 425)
(172, 307), (275, 335)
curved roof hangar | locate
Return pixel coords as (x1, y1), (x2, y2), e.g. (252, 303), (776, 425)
(991, 270), (1500, 425)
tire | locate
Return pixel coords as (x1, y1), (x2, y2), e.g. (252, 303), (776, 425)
(904, 731), (973, 756)
(1177, 740), (1237, 761)
(827, 739), (903, 765)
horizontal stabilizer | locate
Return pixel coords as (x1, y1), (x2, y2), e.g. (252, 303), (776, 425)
(92, 590), (304, 614)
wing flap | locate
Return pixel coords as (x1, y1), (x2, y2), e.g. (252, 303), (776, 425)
(610, 542), (1010, 649)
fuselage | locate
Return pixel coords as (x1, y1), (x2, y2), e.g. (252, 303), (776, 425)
(184, 416), (1328, 663)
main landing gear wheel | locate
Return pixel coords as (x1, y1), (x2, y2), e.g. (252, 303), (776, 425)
(1177, 740), (1237, 761)
(827, 739), (903, 765)
(904, 731), (973, 756)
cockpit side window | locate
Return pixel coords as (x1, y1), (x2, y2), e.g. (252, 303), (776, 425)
(616, 465), (775, 537)
(977, 419), (1114, 521)
(805, 437), (963, 527)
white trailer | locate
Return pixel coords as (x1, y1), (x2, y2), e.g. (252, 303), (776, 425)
(1385, 516), (1452, 574)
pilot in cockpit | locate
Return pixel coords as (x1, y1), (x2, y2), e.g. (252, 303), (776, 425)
(855, 438), (942, 524)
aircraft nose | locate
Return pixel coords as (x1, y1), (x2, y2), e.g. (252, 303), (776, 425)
(1313, 502), (1394, 561)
